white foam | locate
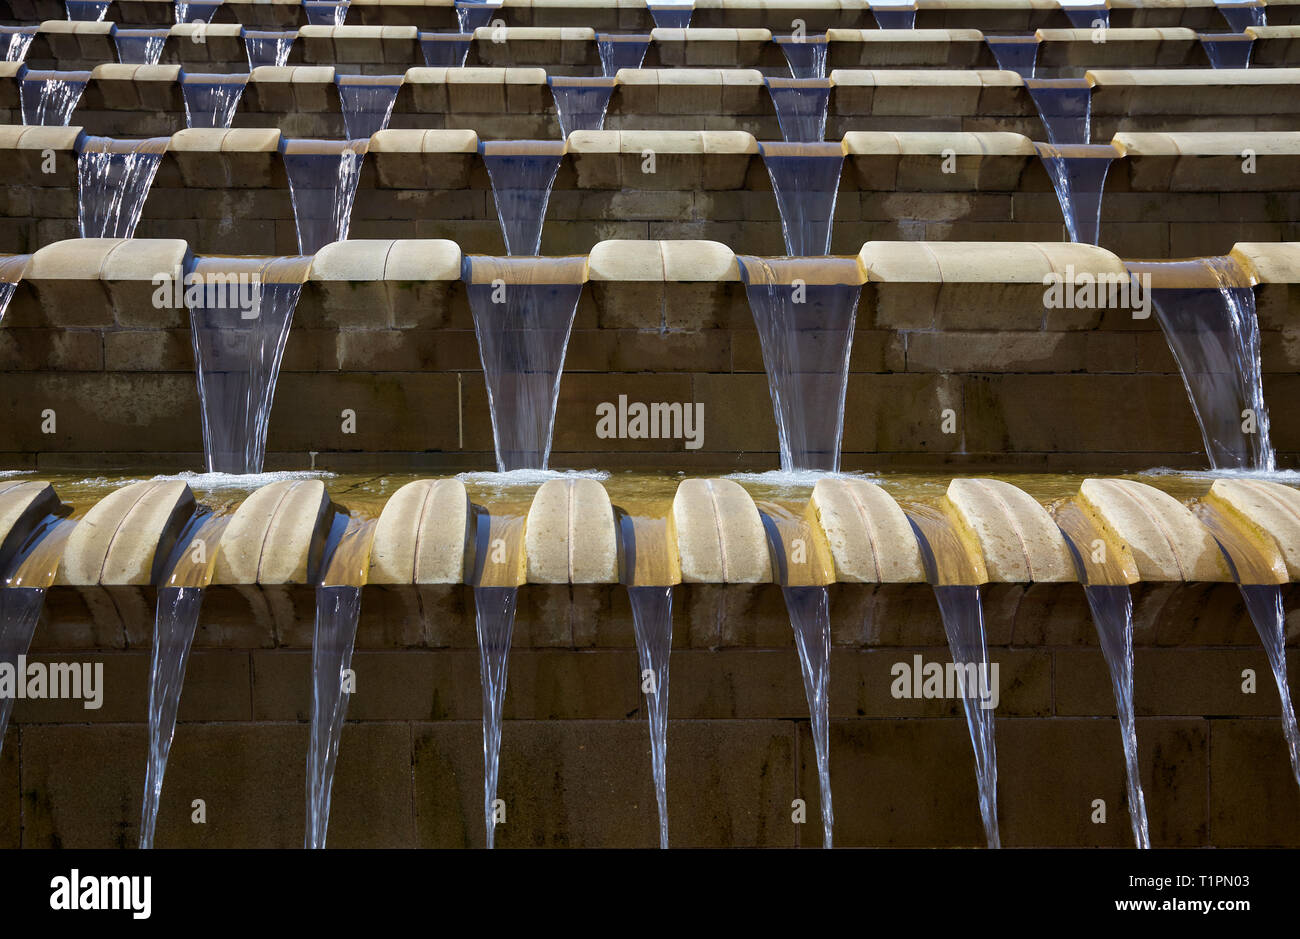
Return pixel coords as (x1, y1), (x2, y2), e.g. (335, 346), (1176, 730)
(725, 468), (876, 490)
(1142, 467), (1300, 484)
(457, 468), (611, 488)
(150, 469), (335, 490)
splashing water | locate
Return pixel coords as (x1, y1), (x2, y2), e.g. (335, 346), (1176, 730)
(597, 34), (649, 75)
(1037, 143), (1112, 245)
(77, 137), (168, 239)
(766, 78), (832, 143)
(181, 77), (247, 129)
(1134, 257), (1274, 471)
(629, 585), (673, 848)
(1200, 33), (1254, 68)
(2, 28), (37, 62)
(776, 36), (828, 80)
(759, 142), (844, 256)
(1239, 585), (1300, 788)
(784, 585), (834, 847)
(420, 32), (473, 67)
(549, 78), (616, 137)
(245, 31), (295, 68)
(462, 256), (584, 471)
(304, 1), (350, 26)
(474, 586), (517, 848)
(336, 77), (402, 140)
(738, 257), (860, 473)
(188, 259), (307, 474)
(19, 72), (88, 126)
(281, 139), (367, 254)
(480, 141), (565, 256)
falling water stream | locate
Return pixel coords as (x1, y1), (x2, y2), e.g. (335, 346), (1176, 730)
(759, 142), (844, 256)
(2, 27), (36, 63)
(986, 36), (1038, 78)
(628, 585), (673, 847)
(336, 76), (402, 140)
(480, 141), (565, 256)
(65, 1), (109, 21)
(872, 2), (918, 29)
(19, 70), (88, 126)
(1239, 585), (1300, 788)
(737, 257), (860, 472)
(765, 78), (832, 143)
(245, 31), (296, 69)
(1061, 1), (1109, 29)
(1217, 1), (1266, 32)
(304, 1), (351, 27)
(420, 32), (474, 68)
(549, 78), (616, 136)
(597, 34), (649, 75)
(114, 29), (168, 65)
(1201, 33), (1254, 68)
(648, 1), (694, 30)
(77, 136), (168, 239)
(281, 139), (367, 254)
(174, 1), (220, 24)
(0, 256), (26, 325)
(1037, 143), (1113, 245)
(181, 75), (248, 129)
(776, 36), (828, 80)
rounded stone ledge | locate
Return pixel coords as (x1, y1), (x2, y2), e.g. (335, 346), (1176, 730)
(27, 238), (189, 282)
(809, 478), (924, 583)
(945, 478), (1075, 583)
(1078, 478), (1231, 582)
(567, 129), (757, 155)
(57, 480), (195, 587)
(248, 65), (337, 83)
(368, 128), (479, 153)
(299, 24), (419, 38)
(168, 127), (282, 153)
(525, 478), (618, 584)
(369, 478), (469, 584)
(587, 239), (738, 281)
(37, 20), (114, 35)
(88, 63), (182, 81)
(843, 130), (1036, 156)
(672, 478), (771, 584)
(170, 23), (243, 39)
(858, 240), (1128, 284)
(650, 27), (773, 40)
(473, 26), (599, 40)
(1229, 243), (1300, 285)
(308, 239), (462, 281)
(1036, 27), (1199, 41)
(0, 480), (61, 576)
(1201, 479), (1300, 581)
(1086, 67), (1300, 86)
(828, 28), (986, 42)
(442, 67), (550, 84)
(212, 480), (332, 586)
(8, 125), (84, 152)
(1112, 131), (1300, 157)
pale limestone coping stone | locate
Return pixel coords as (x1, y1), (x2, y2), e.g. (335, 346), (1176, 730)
(170, 23), (244, 39)
(308, 239), (462, 282)
(828, 29), (985, 42)
(525, 478), (619, 584)
(168, 128), (283, 153)
(0, 480), (61, 576)
(369, 479), (469, 584)
(844, 131), (1035, 190)
(1229, 243), (1300, 286)
(58, 480), (195, 586)
(1112, 131), (1300, 158)
(1087, 68), (1300, 87)
(860, 240), (1127, 283)
(1078, 478), (1231, 582)
(299, 25), (420, 39)
(473, 27), (598, 40)
(213, 480), (332, 585)
(26, 239), (190, 320)
(587, 239), (739, 281)
(167, 128), (282, 189)
(1112, 132), (1300, 191)
(88, 63), (183, 82)
(567, 129), (756, 189)
(844, 131), (1035, 156)
(650, 27), (773, 40)
(673, 478), (771, 583)
(809, 478), (924, 583)
(615, 66), (764, 85)
(367, 129), (480, 187)
(37, 20), (114, 35)
(440, 66), (550, 84)
(368, 128), (479, 154)
(945, 478), (1075, 582)
(248, 65), (337, 83)
(1202, 479), (1300, 580)
(1037, 27), (1199, 41)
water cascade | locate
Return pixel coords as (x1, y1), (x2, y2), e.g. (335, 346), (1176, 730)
(336, 75), (402, 140)
(1129, 257), (1274, 470)
(738, 257), (860, 473)
(420, 33), (473, 68)
(872, 2), (918, 29)
(985, 36), (1038, 78)
(906, 504), (1000, 848)
(281, 138), (367, 254)
(1200, 33), (1254, 68)
(479, 140), (565, 256)
(187, 256), (311, 473)
(765, 78), (832, 143)
(1217, 1), (1265, 32)
(549, 77), (616, 137)
(174, 1), (220, 24)
(648, 1), (694, 30)
(304, 1), (350, 27)
(775, 35), (828, 80)
(0, 256), (27, 325)
(76, 136), (168, 239)
(139, 510), (232, 849)
(113, 28), (168, 64)
(64, 1), (110, 21)
(19, 70), (89, 126)
(1239, 585), (1300, 787)
(1060, 1), (1109, 29)
(1026, 78), (1091, 145)
(306, 514), (375, 849)
(181, 74), (248, 129)
(1036, 143), (1113, 244)
(759, 142), (844, 256)
(244, 30), (296, 69)
(597, 33), (650, 75)
(462, 256), (585, 471)
(2, 27), (37, 62)
(456, 0), (500, 33)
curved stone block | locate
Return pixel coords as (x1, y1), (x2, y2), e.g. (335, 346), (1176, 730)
(369, 478), (470, 585)
(58, 479), (195, 586)
(525, 478), (618, 584)
(672, 478), (771, 583)
(0, 480), (61, 577)
(1202, 479), (1300, 581)
(809, 478), (924, 583)
(1078, 478), (1230, 582)
(213, 479), (332, 585)
(945, 478), (1075, 582)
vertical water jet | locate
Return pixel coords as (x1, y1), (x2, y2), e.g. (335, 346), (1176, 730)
(479, 140), (565, 256)
(76, 136), (168, 239)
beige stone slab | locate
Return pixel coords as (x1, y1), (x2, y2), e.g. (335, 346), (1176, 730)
(57, 480), (195, 586)
(213, 480), (332, 585)
(945, 478), (1075, 582)
(809, 478), (924, 583)
(1078, 478), (1230, 582)
(1201, 479), (1300, 581)
(369, 478), (469, 585)
(0, 480), (61, 577)
(672, 478), (771, 583)
(525, 478), (618, 584)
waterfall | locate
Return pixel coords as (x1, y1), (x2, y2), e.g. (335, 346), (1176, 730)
(872, 2), (918, 29)
(473, 585), (517, 848)
(174, 1), (220, 24)
(479, 140), (565, 256)
(1200, 34), (1254, 68)
(1239, 586), (1300, 789)
(2, 28), (36, 63)
(775, 36), (828, 80)
(765, 78), (832, 143)
(305, 585), (362, 848)
(1036, 143), (1113, 245)
(281, 138), (367, 254)
(0, 283), (16, 326)
(181, 75), (247, 129)
(785, 585), (833, 847)
(986, 36), (1038, 78)
(303, 1), (350, 27)
(64, 1), (109, 21)
(1133, 257), (1274, 470)
(1026, 78), (1091, 145)
(759, 142), (844, 256)
(737, 257), (860, 473)
(456, 0), (500, 33)
(1217, 1), (1266, 32)
(628, 585), (673, 848)
(0, 256), (24, 324)
(597, 34), (649, 76)
(113, 29), (168, 65)
(549, 77), (616, 137)
(1060, 1), (1109, 29)
(420, 33), (474, 68)
(19, 71), (88, 126)
(336, 76), (402, 140)
(187, 257), (309, 474)
(648, 1), (693, 30)
(244, 31), (295, 69)
(462, 256), (585, 471)
(77, 136), (168, 239)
